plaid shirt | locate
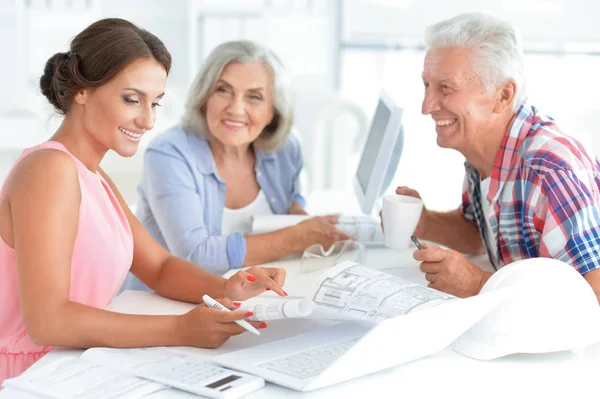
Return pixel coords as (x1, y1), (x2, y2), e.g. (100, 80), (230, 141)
(461, 103), (600, 274)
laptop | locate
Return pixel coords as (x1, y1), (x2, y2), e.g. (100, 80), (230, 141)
(214, 288), (507, 392)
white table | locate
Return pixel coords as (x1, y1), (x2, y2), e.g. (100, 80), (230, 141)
(3, 247), (600, 399)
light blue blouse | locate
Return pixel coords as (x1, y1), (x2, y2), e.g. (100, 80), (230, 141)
(121, 124), (304, 292)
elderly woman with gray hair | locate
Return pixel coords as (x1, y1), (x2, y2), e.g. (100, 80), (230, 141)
(122, 40), (348, 290)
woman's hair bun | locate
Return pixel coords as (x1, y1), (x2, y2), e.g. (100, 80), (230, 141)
(39, 52), (72, 114)
(39, 18), (171, 115)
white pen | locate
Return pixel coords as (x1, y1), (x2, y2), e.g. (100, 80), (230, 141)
(202, 294), (261, 336)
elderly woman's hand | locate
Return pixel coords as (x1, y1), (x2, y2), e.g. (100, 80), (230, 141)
(294, 215), (351, 251)
(287, 202), (308, 215)
(224, 266), (287, 300)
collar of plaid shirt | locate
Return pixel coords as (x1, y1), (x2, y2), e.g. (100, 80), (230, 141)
(463, 103), (557, 269)
(482, 103), (542, 205)
(463, 103), (600, 272)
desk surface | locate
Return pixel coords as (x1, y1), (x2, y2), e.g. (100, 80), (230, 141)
(3, 247), (600, 399)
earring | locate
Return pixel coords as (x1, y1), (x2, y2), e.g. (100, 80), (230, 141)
(77, 97), (84, 104)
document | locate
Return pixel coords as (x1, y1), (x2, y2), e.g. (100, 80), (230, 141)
(3, 347), (264, 398)
(251, 215), (384, 244)
(1, 356), (165, 399)
(310, 261), (456, 323)
(242, 261), (456, 324)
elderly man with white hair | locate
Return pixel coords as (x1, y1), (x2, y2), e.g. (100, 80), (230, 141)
(396, 13), (600, 302)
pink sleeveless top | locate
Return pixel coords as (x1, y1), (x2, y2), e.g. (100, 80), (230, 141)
(0, 141), (134, 383)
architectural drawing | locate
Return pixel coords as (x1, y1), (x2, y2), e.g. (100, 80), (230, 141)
(310, 262), (455, 323)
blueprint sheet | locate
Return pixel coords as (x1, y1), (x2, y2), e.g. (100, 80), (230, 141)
(242, 261), (455, 323)
(309, 261), (456, 323)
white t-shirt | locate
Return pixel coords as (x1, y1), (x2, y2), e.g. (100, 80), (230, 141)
(479, 177), (499, 262)
(221, 190), (274, 236)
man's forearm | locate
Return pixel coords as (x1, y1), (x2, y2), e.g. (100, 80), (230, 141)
(420, 209), (485, 254)
(583, 269), (600, 304)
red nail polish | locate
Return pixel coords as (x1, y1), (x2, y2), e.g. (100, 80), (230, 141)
(233, 302), (241, 307)
(245, 311), (254, 317)
(265, 287), (271, 291)
(246, 274), (257, 282)
(259, 322), (267, 329)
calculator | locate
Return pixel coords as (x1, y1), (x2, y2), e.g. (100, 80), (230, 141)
(141, 359), (265, 399)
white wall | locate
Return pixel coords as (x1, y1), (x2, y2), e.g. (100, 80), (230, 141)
(0, 0), (340, 206)
(338, 0), (600, 212)
(1, 0), (598, 213)
(343, 0), (600, 44)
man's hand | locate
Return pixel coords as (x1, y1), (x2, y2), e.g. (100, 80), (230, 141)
(380, 186), (426, 232)
(413, 244), (492, 297)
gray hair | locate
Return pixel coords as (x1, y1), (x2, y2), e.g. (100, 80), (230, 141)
(182, 40), (293, 152)
(424, 13), (526, 111)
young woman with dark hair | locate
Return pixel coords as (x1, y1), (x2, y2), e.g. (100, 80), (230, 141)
(0, 18), (286, 383)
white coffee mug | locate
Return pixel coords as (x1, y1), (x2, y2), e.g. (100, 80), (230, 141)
(381, 194), (424, 250)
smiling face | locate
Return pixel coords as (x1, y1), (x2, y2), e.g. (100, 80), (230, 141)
(204, 61), (275, 149)
(78, 57), (167, 158)
(421, 47), (502, 153)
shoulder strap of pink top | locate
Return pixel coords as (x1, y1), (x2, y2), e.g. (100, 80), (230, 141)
(0, 141), (95, 196)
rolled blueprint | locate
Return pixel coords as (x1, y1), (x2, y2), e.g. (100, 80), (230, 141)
(251, 215), (310, 234)
(251, 215), (384, 244)
(245, 299), (314, 321)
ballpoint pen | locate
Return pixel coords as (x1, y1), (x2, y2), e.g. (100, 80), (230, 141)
(202, 294), (261, 336)
(411, 235), (424, 250)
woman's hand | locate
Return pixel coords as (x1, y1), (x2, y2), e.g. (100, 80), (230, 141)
(178, 298), (265, 348)
(225, 266), (287, 300)
(287, 201), (308, 215)
(294, 215), (351, 250)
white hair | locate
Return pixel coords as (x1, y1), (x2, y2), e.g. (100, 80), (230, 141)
(182, 40), (293, 151)
(424, 13), (526, 111)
